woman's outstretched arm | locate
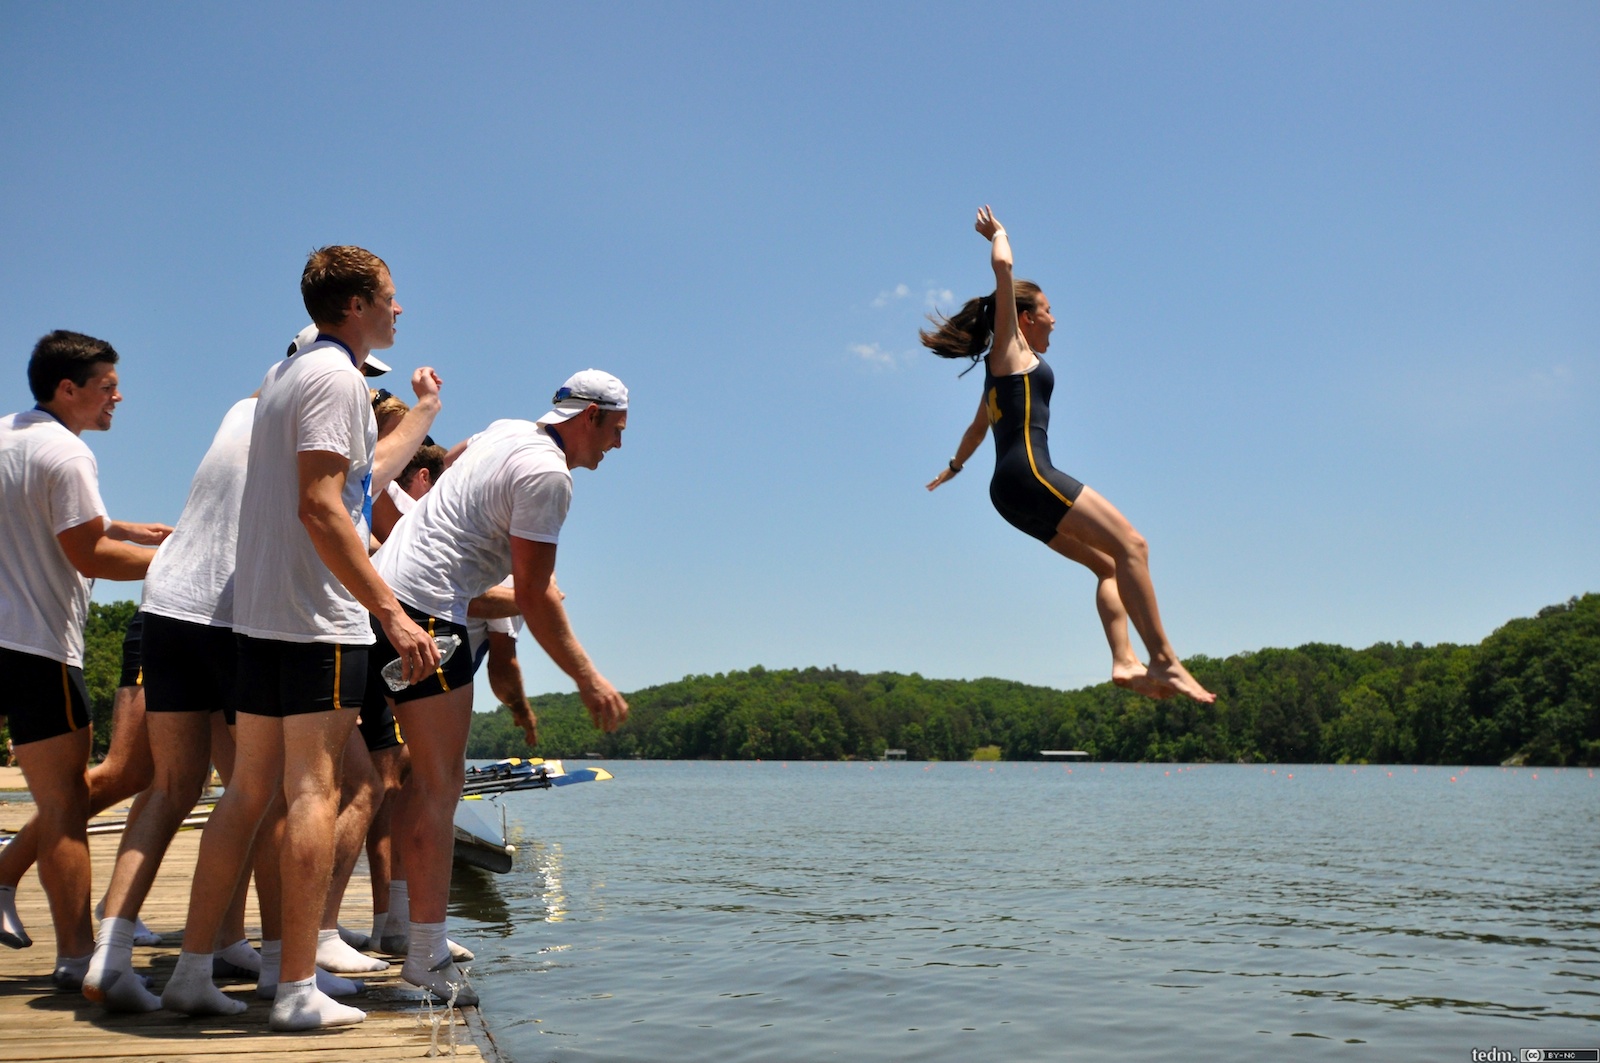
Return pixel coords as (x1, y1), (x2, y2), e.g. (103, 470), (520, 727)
(927, 396), (990, 491)
(975, 205), (1032, 376)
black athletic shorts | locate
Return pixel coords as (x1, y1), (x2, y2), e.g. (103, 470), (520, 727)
(989, 458), (1086, 544)
(0, 646), (91, 746)
(235, 635), (367, 719)
(357, 686), (404, 752)
(142, 612), (236, 719)
(118, 611), (145, 688)
(367, 603), (472, 706)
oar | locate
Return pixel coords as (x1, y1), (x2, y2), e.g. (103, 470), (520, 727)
(460, 764), (614, 797)
(551, 766), (613, 786)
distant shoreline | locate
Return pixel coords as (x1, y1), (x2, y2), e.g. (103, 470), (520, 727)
(0, 767), (25, 792)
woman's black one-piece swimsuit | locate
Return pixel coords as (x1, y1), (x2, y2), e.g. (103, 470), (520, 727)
(984, 355), (1085, 543)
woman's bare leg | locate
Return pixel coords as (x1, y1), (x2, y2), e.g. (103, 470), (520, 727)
(1046, 532), (1169, 698)
(1057, 487), (1214, 703)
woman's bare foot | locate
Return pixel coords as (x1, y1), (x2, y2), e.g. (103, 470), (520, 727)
(1144, 660), (1215, 704)
(1111, 661), (1174, 700)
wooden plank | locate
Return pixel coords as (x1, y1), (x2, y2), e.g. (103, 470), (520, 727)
(0, 800), (501, 1062)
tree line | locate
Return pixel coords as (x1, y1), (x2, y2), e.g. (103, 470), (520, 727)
(11, 593), (1595, 767)
(471, 593), (1598, 766)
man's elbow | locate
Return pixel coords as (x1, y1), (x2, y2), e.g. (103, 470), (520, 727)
(514, 594), (546, 626)
(297, 498), (337, 539)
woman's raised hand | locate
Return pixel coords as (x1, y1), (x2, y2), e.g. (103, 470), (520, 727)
(974, 204), (1005, 241)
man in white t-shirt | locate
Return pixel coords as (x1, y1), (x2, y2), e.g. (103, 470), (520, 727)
(0, 330), (171, 988)
(367, 370), (631, 1003)
(162, 248), (440, 1033)
(85, 397), (268, 1012)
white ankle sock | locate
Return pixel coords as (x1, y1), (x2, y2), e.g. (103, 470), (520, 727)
(380, 883), (410, 951)
(268, 976), (366, 1032)
(255, 938), (282, 997)
(256, 940), (365, 999)
(84, 922), (161, 1013)
(401, 921), (478, 1006)
(0, 885), (31, 949)
(86, 916), (134, 984)
(84, 917), (161, 1010)
(215, 938), (261, 974)
(316, 928), (388, 973)
(51, 952), (91, 992)
(161, 949), (247, 1016)
(94, 897), (160, 946)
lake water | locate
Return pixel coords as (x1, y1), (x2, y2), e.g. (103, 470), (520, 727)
(449, 761), (1600, 1062)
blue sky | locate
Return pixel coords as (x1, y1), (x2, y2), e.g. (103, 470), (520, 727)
(2, 2), (1595, 710)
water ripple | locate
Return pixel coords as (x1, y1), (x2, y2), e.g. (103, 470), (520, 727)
(456, 762), (1600, 1060)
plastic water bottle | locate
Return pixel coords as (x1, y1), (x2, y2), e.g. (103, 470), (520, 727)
(380, 633), (462, 692)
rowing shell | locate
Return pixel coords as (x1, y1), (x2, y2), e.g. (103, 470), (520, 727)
(453, 758), (614, 874)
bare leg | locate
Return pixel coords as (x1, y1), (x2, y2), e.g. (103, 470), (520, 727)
(365, 743), (409, 929)
(1046, 533), (1170, 698)
(254, 797), (286, 945)
(0, 686), (152, 891)
(14, 727), (95, 963)
(208, 715), (253, 954)
(1057, 487), (1214, 704)
(162, 712), (271, 1018)
(97, 710), (211, 922)
(394, 685), (476, 1002)
(174, 712), (280, 958)
(277, 708), (357, 986)
(317, 732), (388, 973)
(321, 730), (380, 931)
(392, 688), (471, 925)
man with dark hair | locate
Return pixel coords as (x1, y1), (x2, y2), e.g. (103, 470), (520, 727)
(371, 441), (446, 543)
(0, 330), (170, 989)
(162, 250), (441, 1032)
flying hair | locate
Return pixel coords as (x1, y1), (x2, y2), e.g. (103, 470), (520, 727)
(919, 280), (1044, 374)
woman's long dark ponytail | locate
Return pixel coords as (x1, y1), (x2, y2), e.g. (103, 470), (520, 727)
(920, 281), (1043, 374)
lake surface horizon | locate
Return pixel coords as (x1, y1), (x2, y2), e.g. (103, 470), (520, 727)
(451, 760), (1599, 1061)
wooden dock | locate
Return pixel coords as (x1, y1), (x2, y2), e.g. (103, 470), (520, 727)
(0, 794), (506, 1062)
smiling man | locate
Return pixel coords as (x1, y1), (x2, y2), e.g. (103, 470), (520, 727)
(0, 330), (171, 989)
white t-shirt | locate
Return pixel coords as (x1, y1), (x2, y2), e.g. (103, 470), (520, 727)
(141, 398), (255, 628)
(385, 479), (416, 518)
(0, 410), (108, 666)
(375, 419), (570, 623)
(466, 576), (522, 663)
(233, 341), (377, 644)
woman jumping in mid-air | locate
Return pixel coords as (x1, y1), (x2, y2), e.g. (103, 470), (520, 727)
(924, 206), (1214, 704)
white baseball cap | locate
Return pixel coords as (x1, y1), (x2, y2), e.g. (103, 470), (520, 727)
(536, 369), (629, 425)
(288, 324), (391, 376)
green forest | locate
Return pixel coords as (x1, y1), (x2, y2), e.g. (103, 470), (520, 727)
(10, 593), (1597, 767)
(467, 593), (1600, 766)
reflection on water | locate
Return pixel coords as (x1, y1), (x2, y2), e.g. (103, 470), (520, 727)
(451, 762), (1600, 1061)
